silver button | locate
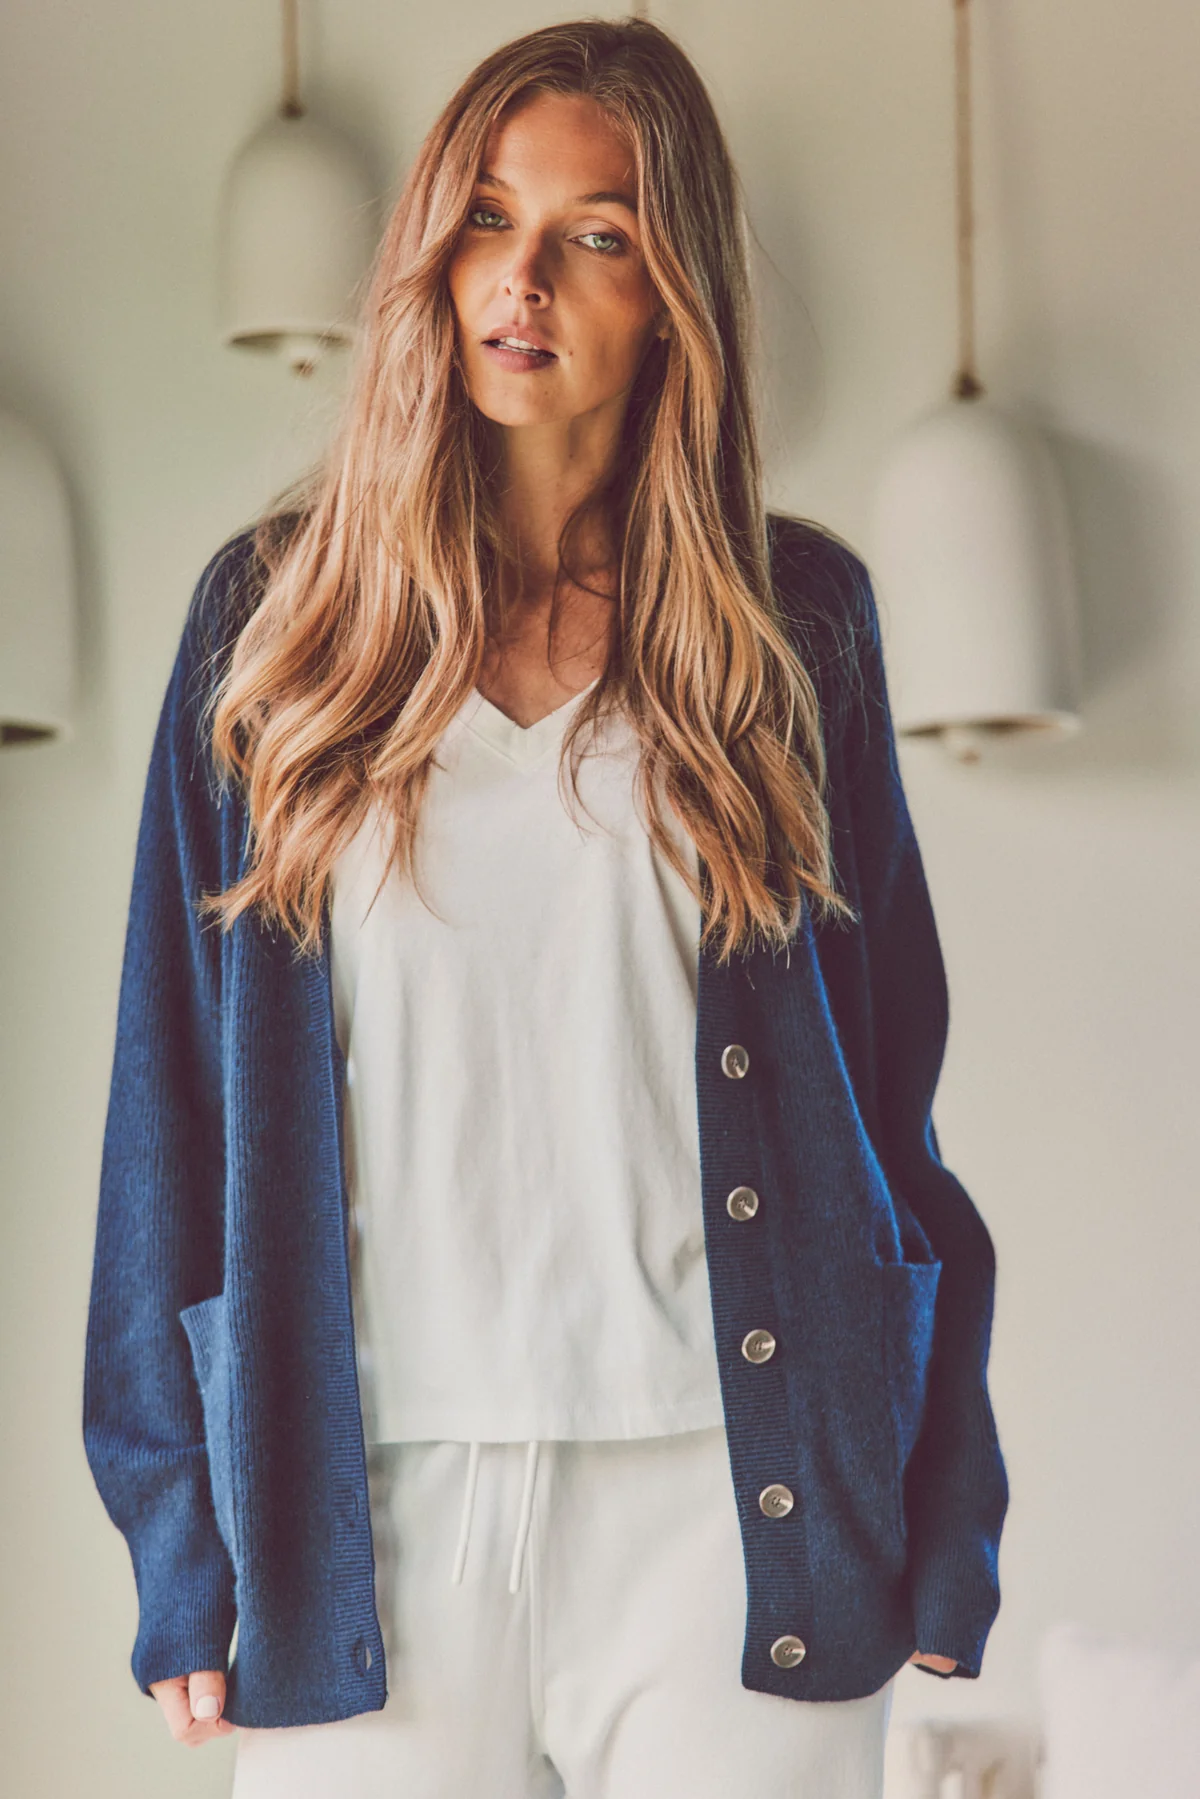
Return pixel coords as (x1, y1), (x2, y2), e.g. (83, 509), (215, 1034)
(726, 1185), (759, 1220)
(770, 1634), (807, 1668)
(721, 1043), (750, 1079)
(759, 1482), (794, 1517)
(741, 1328), (776, 1363)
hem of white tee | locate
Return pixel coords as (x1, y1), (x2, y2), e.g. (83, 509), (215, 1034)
(362, 1390), (728, 1444)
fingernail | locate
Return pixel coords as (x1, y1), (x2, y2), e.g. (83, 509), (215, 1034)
(192, 1695), (221, 1720)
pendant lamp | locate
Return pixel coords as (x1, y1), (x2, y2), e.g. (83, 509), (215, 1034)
(0, 406), (77, 747)
(219, 0), (377, 377)
(868, 0), (1082, 763)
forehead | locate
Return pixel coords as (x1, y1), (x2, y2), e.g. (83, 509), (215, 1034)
(480, 91), (636, 197)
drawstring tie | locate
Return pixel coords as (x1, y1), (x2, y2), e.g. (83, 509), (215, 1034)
(450, 1440), (540, 1593)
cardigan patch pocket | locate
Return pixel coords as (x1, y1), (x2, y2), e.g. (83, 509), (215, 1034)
(879, 1256), (942, 1535)
(179, 1293), (239, 1564)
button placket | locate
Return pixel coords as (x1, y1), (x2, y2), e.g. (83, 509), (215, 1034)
(713, 1033), (808, 1673)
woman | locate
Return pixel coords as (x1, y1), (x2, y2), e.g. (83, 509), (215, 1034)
(84, 17), (1008, 1798)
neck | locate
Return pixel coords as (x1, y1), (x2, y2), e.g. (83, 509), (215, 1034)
(492, 398), (626, 596)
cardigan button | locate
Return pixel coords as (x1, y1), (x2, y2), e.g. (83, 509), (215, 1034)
(770, 1634), (807, 1668)
(720, 1043), (750, 1079)
(741, 1327), (776, 1363)
(758, 1482), (794, 1517)
(727, 1185), (759, 1220)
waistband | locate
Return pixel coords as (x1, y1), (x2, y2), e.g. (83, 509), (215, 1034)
(450, 1439), (541, 1593)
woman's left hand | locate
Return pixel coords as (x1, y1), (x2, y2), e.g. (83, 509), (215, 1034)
(908, 1651), (959, 1673)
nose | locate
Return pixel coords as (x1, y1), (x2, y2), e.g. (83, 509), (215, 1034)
(502, 233), (552, 308)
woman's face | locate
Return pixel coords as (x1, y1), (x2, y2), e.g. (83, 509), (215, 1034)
(446, 91), (665, 434)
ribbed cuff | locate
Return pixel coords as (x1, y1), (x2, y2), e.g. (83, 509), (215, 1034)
(908, 1527), (1001, 1683)
(131, 1562), (237, 1696)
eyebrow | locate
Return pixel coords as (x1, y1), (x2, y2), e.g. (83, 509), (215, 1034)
(477, 171), (638, 213)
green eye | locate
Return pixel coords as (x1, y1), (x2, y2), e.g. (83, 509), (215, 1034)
(469, 207), (506, 228)
(578, 231), (623, 254)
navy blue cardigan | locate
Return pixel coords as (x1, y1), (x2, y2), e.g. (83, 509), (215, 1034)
(83, 514), (1008, 1727)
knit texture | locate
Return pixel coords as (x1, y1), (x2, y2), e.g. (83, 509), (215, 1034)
(83, 514), (1008, 1725)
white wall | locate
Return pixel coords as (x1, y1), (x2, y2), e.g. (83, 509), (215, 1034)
(1, 2), (1197, 1792)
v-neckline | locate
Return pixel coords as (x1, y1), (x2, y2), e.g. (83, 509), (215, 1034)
(466, 678), (600, 770)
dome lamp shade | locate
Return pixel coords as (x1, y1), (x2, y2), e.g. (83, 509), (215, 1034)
(867, 0), (1083, 763)
(219, 1), (376, 377)
(220, 111), (376, 376)
(0, 407), (77, 748)
(869, 396), (1083, 763)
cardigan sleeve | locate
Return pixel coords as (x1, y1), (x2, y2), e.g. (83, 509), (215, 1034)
(83, 549), (243, 1696)
(836, 547), (1010, 1681)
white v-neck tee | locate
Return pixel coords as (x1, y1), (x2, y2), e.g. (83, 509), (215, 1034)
(329, 680), (726, 1443)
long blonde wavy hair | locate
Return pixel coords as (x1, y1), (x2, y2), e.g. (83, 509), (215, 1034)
(199, 15), (855, 967)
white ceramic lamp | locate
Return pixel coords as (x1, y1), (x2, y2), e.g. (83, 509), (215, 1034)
(0, 406), (77, 747)
(869, 396), (1083, 762)
(220, 110), (376, 376)
(866, 0), (1083, 763)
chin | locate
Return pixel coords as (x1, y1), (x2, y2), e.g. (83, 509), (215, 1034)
(469, 388), (574, 429)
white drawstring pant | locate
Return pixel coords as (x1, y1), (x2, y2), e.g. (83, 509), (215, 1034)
(231, 1423), (895, 1799)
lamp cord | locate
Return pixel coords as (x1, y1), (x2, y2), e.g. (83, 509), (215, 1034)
(953, 0), (984, 398)
(281, 0), (303, 118)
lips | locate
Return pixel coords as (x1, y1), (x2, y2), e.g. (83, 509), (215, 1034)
(482, 324), (556, 355)
(481, 334), (558, 372)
